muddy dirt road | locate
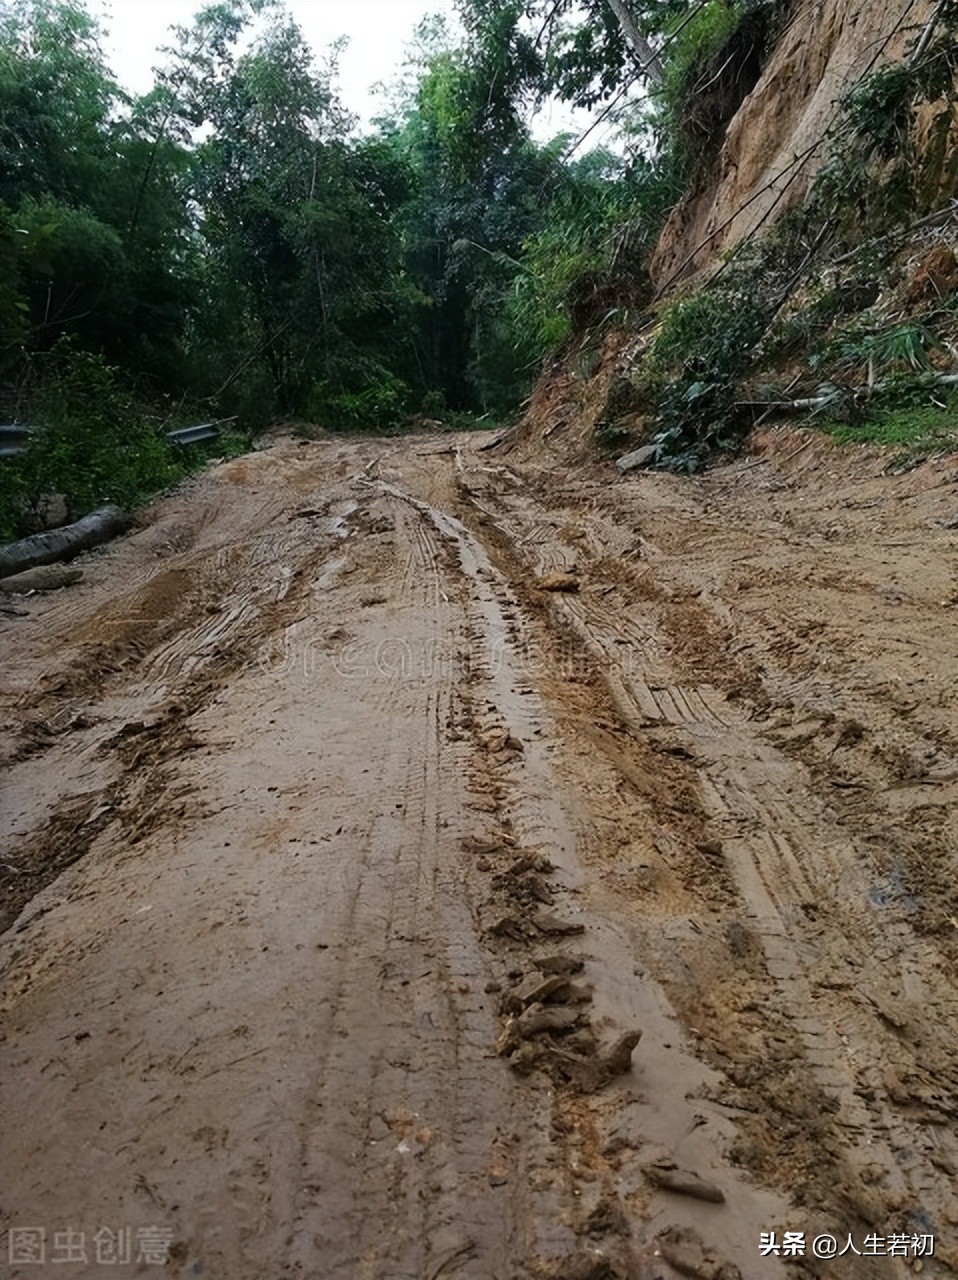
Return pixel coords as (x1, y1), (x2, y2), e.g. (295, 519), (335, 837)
(2, 430), (957, 1279)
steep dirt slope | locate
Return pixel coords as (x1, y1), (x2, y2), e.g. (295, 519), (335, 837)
(1, 432), (957, 1278)
(651, 0), (937, 286)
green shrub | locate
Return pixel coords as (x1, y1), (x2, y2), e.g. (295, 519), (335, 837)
(641, 284), (772, 469)
(810, 318), (942, 376)
(420, 388), (447, 418)
(307, 371), (410, 430)
(594, 420), (634, 451)
(662, 1), (745, 114)
(819, 389), (958, 449)
(0, 345), (192, 541)
(654, 286), (769, 370)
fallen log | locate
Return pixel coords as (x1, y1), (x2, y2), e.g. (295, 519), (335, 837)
(0, 564), (83, 593)
(0, 505), (127, 579)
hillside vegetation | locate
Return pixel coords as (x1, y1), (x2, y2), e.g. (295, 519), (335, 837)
(2, 0), (958, 535)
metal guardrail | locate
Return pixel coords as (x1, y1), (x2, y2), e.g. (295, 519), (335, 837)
(0, 424), (36, 458)
(0, 421), (224, 458)
(165, 423), (222, 447)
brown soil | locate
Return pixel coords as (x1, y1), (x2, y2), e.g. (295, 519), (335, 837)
(2, 429), (957, 1279)
(650, 0), (940, 287)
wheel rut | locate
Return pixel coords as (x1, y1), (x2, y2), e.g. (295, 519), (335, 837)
(2, 434), (955, 1280)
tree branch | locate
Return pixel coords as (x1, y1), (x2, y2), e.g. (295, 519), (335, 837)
(605, 0), (664, 85)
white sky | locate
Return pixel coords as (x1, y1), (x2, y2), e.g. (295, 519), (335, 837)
(95, 0), (600, 144)
(98, 0), (449, 124)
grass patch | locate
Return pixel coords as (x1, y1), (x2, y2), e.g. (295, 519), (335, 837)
(818, 395), (958, 452)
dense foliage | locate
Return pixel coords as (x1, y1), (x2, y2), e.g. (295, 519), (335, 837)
(2, 0), (955, 533)
(0, 0), (701, 536)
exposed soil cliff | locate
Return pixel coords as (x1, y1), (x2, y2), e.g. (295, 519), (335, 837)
(651, 0), (937, 288)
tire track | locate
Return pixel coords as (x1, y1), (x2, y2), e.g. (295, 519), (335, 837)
(448, 456), (958, 1273)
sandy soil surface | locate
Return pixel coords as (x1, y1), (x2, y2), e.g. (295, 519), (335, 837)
(1, 428), (957, 1279)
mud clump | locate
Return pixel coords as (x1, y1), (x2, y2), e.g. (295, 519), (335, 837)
(584, 1194), (629, 1239)
(499, 972), (586, 1014)
(534, 953), (585, 976)
(532, 911), (586, 936)
(542, 1249), (619, 1280)
(478, 809), (638, 1094)
(653, 1227), (741, 1280)
(498, 1016), (643, 1095)
(493, 869), (555, 908)
(496, 1004), (582, 1056)
(538, 572), (581, 593)
(643, 1162), (726, 1204)
(488, 913), (534, 942)
(603, 1030), (644, 1076)
(548, 1029), (644, 1094)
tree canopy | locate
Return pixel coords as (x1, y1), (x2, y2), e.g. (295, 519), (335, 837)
(3, 0), (879, 532)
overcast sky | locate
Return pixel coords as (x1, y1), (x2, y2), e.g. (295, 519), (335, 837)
(98, 0), (448, 123)
(95, 0), (595, 143)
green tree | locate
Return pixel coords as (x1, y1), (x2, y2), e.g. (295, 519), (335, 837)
(380, 17), (568, 411)
(0, 0), (193, 389)
(150, 4), (411, 421)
